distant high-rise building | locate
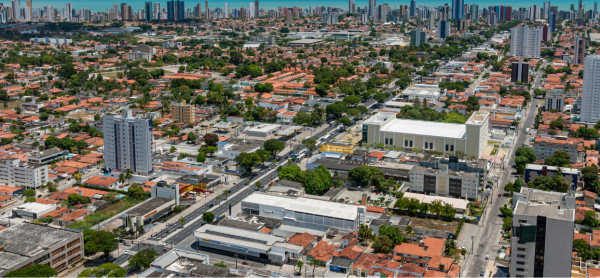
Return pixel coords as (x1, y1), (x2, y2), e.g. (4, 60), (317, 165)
(25, 0), (31, 21)
(368, 0), (376, 19)
(254, 0), (259, 17)
(548, 13), (556, 32)
(510, 188), (574, 278)
(581, 55), (600, 123)
(574, 35), (586, 65)
(11, 0), (20, 21)
(66, 2), (72, 21)
(103, 110), (153, 174)
(409, 0), (416, 17)
(167, 0), (184, 21)
(451, 0), (463, 19)
(205, 0), (209, 19)
(543, 1), (550, 18)
(470, 4), (478, 23)
(511, 60), (530, 82)
(144, 2), (153, 21)
(249, 2), (255, 18)
(154, 3), (161, 20)
(410, 28), (426, 46)
(224, 2), (228, 18)
(438, 20), (450, 38)
(510, 26), (542, 58)
(595, 2), (598, 18)
(176, 0), (184, 20)
(194, 3), (201, 17)
(348, 0), (355, 13)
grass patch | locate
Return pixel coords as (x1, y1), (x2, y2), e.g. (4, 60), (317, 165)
(68, 198), (142, 230)
(410, 217), (458, 233)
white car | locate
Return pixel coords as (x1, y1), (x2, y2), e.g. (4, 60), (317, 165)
(124, 250), (130, 255)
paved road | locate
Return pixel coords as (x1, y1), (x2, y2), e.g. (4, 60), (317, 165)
(462, 63), (544, 277)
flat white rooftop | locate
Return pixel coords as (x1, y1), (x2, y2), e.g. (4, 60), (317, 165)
(242, 192), (359, 221)
(380, 118), (467, 139)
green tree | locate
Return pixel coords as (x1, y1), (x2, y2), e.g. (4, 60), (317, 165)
(378, 225), (407, 245)
(128, 184), (148, 201)
(6, 264), (57, 278)
(340, 116), (352, 126)
(348, 165), (373, 188)
(39, 112), (49, 121)
(544, 150), (571, 167)
(302, 138), (317, 151)
(582, 165), (600, 193)
(263, 139), (285, 156)
(67, 193), (89, 205)
(583, 210), (600, 227)
(197, 151), (206, 162)
(128, 248), (158, 271)
(515, 146), (536, 163)
(188, 132), (197, 142)
(550, 117), (564, 130)
(235, 152), (262, 174)
(83, 229), (118, 260)
(202, 211), (215, 223)
(372, 235), (394, 253)
(78, 263), (126, 278)
(303, 171), (329, 195)
(278, 165), (302, 181)
(22, 188), (35, 197)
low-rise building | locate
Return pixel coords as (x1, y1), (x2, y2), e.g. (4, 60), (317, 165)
(408, 165), (480, 200)
(28, 147), (68, 165)
(362, 111), (489, 158)
(12, 202), (55, 220)
(241, 192), (367, 232)
(0, 223), (83, 275)
(533, 136), (584, 164)
(0, 158), (48, 188)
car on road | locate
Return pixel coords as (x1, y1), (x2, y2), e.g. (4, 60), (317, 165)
(480, 271), (485, 276)
(208, 203), (214, 208)
(124, 250), (130, 255)
(485, 255), (489, 260)
(498, 193), (502, 197)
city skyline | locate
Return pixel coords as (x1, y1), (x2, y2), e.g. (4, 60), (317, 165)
(3, 0), (598, 15)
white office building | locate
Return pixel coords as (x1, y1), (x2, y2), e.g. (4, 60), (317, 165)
(510, 188), (575, 277)
(510, 26), (542, 58)
(103, 110), (153, 174)
(0, 158), (48, 188)
(362, 111), (489, 158)
(241, 192), (367, 232)
(581, 55), (600, 123)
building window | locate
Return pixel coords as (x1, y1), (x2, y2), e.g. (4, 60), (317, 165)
(389, 139), (393, 145)
(517, 254), (525, 258)
(385, 138), (389, 144)
(405, 140), (413, 148)
(517, 261), (525, 265)
(516, 268), (525, 272)
(445, 144), (454, 151)
(517, 247), (526, 252)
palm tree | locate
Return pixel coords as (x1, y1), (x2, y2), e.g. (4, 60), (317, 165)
(125, 169), (133, 181)
(296, 260), (304, 276)
(224, 190), (230, 200)
(358, 224), (373, 244)
(178, 217), (186, 226)
(405, 225), (415, 239)
(118, 173), (126, 184)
